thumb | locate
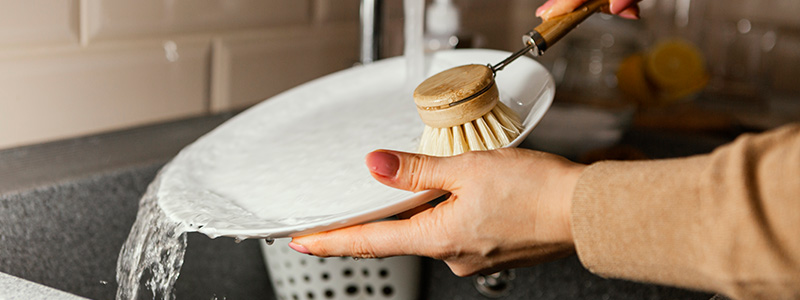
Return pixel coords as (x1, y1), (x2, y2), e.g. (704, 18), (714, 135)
(365, 150), (459, 192)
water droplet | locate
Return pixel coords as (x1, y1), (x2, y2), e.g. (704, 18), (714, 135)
(509, 96), (523, 106)
(352, 257), (360, 261)
(99, 280), (108, 285)
(234, 237), (243, 244)
(265, 238), (275, 245)
(163, 40), (180, 62)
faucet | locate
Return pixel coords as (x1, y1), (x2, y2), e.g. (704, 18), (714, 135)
(360, 0), (383, 64)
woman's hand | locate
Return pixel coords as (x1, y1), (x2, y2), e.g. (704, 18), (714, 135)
(289, 148), (585, 276)
(536, 0), (642, 21)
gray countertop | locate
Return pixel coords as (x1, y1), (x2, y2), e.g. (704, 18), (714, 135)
(0, 272), (87, 300)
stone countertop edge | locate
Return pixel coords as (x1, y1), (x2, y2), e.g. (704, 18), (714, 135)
(0, 272), (88, 300)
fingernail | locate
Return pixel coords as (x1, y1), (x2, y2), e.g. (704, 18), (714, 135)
(536, 0), (555, 17)
(540, 7), (554, 20)
(366, 151), (399, 178)
(610, 0), (634, 14)
(288, 242), (311, 255)
(618, 9), (639, 19)
(536, 5), (547, 17)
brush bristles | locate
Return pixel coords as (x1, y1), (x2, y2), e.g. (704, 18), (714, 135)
(418, 102), (523, 156)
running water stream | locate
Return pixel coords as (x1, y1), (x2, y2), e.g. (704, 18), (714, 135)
(114, 1), (427, 299)
(115, 177), (187, 300)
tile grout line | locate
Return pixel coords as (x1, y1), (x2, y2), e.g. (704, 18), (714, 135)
(209, 38), (229, 114)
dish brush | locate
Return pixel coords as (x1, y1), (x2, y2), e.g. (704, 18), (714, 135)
(414, 0), (610, 156)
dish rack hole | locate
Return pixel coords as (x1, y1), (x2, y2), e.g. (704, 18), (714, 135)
(345, 285), (359, 296)
(382, 285), (394, 297)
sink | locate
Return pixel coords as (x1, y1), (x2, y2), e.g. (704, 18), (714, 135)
(0, 114), (718, 299)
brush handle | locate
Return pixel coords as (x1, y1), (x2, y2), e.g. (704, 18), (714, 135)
(528, 0), (610, 53)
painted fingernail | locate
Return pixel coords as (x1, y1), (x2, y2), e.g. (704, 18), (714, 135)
(536, 0), (555, 17)
(610, 0), (634, 14)
(366, 151), (399, 178)
(618, 8), (639, 19)
(288, 242), (311, 255)
(535, 5), (546, 17)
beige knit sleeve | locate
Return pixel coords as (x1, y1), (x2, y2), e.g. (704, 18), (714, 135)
(571, 124), (800, 299)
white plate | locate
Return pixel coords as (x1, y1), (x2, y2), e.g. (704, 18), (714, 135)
(156, 49), (555, 239)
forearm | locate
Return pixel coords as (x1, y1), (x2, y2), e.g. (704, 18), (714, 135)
(571, 124), (800, 299)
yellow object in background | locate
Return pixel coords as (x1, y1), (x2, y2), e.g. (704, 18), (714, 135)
(617, 54), (654, 105)
(617, 39), (709, 107)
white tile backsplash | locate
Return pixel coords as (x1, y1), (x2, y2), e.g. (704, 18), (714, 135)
(84, 0), (312, 43)
(210, 24), (359, 112)
(0, 0), (79, 46)
(0, 39), (211, 149)
(0, 0), (796, 149)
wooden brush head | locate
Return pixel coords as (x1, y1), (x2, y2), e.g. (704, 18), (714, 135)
(413, 64), (499, 128)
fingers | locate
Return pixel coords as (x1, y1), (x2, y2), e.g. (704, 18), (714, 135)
(289, 217), (439, 258)
(536, 0), (641, 20)
(288, 151), (459, 258)
(535, 0), (556, 17)
(536, 0), (584, 20)
(365, 150), (460, 193)
(609, 0), (636, 14)
(616, 5), (640, 20)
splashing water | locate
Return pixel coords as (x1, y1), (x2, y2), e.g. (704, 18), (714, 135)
(116, 176), (188, 300)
